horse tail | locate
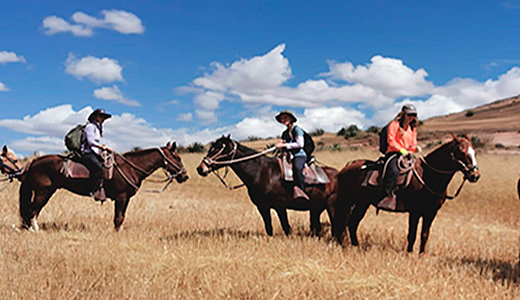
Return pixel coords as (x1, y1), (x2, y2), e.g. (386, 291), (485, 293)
(332, 170), (350, 244)
(19, 177), (33, 228)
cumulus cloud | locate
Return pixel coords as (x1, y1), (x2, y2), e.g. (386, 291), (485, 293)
(65, 53), (123, 84)
(0, 51), (26, 64)
(43, 10), (144, 37)
(177, 113), (193, 122)
(93, 85), (140, 106)
(0, 82), (9, 91)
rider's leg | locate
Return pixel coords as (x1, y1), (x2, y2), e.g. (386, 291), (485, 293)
(82, 152), (105, 201)
(378, 154), (399, 210)
(292, 155), (309, 200)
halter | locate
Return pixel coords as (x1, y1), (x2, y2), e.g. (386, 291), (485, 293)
(201, 140), (276, 190)
(114, 147), (186, 192)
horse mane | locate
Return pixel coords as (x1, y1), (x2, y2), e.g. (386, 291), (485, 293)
(121, 147), (161, 158)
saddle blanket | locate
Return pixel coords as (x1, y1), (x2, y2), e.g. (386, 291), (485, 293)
(60, 153), (114, 180)
(279, 156), (330, 185)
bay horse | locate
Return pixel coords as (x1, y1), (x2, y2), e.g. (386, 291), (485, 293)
(333, 135), (481, 254)
(1, 145), (24, 180)
(18, 142), (188, 231)
(196, 135), (338, 236)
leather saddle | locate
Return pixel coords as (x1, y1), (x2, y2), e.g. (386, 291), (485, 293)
(60, 152), (115, 180)
(278, 154), (330, 185)
(361, 154), (415, 189)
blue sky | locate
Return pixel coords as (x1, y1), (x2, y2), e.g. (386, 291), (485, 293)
(2, 0), (520, 155)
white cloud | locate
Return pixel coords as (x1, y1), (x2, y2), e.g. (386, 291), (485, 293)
(177, 113), (193, 122)
(0, 82), (9, 91)
(93, 85), (140, 106)
(65, 53), (123, 84)
(0, 51), (26, 64)
(43, 10), (144, 37)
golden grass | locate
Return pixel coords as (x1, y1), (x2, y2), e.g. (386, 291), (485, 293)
(1, 150), (520, 299)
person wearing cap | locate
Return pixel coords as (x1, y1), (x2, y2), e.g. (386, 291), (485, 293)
(377, 104), (419, 210)
(275, 110), (309, 201)
(81, 109), (114, 202)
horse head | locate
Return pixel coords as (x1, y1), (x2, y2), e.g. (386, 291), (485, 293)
(449, 134), (480, 183)
(196, 135), (235, 176)
(0, 145), (24, 177)
(162, 141), (189, 183)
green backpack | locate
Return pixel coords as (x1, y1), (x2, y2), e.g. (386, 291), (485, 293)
(64, 124), (86, 153)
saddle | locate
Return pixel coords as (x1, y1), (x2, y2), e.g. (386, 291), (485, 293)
(361, 154), (415, 189)
(60, 151), (115, 180)
(278, 154), (330, 184)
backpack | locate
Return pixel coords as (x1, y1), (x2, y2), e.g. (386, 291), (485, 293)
(378, 124), (389, 154)
(282, 127), (315, 159)
(65, 124), (86, 153)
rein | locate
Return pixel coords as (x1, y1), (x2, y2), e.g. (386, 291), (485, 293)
(114, 148), (185, 193)
(413, 152), (469, 200)
(203, 142), (276, 190)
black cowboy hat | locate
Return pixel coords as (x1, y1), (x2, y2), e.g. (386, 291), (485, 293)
(275, 110), (297, 123)
(88, 109), (112, 122)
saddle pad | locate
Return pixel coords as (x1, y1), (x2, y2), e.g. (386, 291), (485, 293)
(362, 169), (413, 189)
(278, 156), (329, 184)
(60, 160), (114, 180)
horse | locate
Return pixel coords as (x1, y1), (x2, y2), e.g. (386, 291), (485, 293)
(196, 135), (338, 237)
(332, 135), (481, 254)
(0, 145), (24, 180)
(18, 142), (188, 232)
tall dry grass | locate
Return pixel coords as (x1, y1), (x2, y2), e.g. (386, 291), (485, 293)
(1, 150), (520, 299)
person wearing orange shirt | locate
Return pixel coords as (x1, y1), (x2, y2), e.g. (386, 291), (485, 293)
(377, 104), (419, 210)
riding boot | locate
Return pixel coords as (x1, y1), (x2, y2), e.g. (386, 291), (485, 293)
(293, 186), (310, 201)
(91, 178), (106, 202)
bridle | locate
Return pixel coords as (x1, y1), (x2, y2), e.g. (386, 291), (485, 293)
(413, 144), (478, 200)
(114, 147), (186, 193)
(201, 140), (276, 190)
(0, 153), (24, 182)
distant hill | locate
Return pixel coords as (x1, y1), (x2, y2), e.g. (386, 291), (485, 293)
(420, 95), (520, 148)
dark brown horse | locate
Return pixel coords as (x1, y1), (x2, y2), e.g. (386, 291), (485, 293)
(1, 145), (24, 180)
(333, 135), (481, 254)
(18, 142), (188, 231)
(196, 135), (338, 236)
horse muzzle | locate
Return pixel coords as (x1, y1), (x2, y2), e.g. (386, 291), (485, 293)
(196, 162), (210, 177)
(176, 171), (189, 183)
(465, 167), (480, 183)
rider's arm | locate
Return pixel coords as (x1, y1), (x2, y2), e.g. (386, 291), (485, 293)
(284, 127), (304, 150)
(386, 121), (406, 154)
(84, 124), (102, 148)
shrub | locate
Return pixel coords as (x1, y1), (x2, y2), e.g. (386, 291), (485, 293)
(247, 136), (259, 142)
(495, 143), (505, 149)
(465, 110), (474, 117)
(337, 124), (360, 139)
(186, 142), (206, 153)
(366, 126), (380, 134)
(310, 128), (325, 136)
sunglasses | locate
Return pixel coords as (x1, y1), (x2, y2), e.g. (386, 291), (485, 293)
(406, 113), (417, 117)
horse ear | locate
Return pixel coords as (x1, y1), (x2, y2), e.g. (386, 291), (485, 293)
(171, 142), (177, 151)
(451, 133), (461, 143)
(2, 145), (7, 153)
(166, 142), (171, 149)
(226, 134), (231, 139)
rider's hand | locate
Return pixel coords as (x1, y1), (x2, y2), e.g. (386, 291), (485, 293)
(102, 145), (114, 153)
(399, 148), (408, 155)
(275, 141), (286, 149)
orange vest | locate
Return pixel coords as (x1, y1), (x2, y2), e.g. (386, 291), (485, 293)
(386, 120), (417, 154)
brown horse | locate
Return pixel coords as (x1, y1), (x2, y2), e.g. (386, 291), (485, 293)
(196, 135), (338, 236)
(333, 135), (481, 254)
(18, 142), (188, 231)
(1, 145), (24, 180)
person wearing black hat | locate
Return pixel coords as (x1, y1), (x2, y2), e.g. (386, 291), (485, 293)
(81, 109), (114, 202)
(378, 104), (419, 210)
(275, 110), (309, 201)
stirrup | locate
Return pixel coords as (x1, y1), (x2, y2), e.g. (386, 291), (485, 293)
(377, 194), (396, 210)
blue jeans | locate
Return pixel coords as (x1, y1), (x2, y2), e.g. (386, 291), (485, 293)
(383, 152), (400, 196)
(292, 155), (306, 190)
(82, 152), (103, 192)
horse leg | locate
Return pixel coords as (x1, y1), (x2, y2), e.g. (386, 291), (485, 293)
(257, 205), (273, 236)
(274, 207), (291, 236)
(419, 211), (438, 254)
(347, 202), (370, 247)
(309, 209), (322, 237)
(114, 195), (130, 231)
(406, 212), (420, 252)
(19, 180), (34, 229)
(29, 188), (56, 232)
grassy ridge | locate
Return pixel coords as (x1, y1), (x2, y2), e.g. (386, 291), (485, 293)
(1, 150), (520, 299)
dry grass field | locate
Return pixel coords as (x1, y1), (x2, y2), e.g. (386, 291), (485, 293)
(2, 148), (520, 299)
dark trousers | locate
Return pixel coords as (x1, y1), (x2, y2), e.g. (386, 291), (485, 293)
(383, 152), (400, 196)
(82, 152), (103, 192)
(292, 155), (306, 191)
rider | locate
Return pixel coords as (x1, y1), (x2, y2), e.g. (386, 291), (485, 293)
(275, 110), (309, 201)
(377, 104), (419, 210)
(81, 109), (114, 202)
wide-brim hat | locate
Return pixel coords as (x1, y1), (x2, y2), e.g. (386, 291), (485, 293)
(88, 109), (112, 122)
(275, 110), (297, 123)
(402, 104), (418, 116)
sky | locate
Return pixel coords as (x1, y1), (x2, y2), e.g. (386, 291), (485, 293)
(2, 0), (520, 156)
